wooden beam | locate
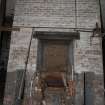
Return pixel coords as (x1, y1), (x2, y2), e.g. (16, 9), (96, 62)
(34, 31), (80, 40)
(0, 26), (20, 31)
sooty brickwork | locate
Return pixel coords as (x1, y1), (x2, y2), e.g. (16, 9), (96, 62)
(13, 0), (100, 28)
(4, 0), (104, 105)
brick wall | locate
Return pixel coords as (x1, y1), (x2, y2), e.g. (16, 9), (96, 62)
(9, 0), (103, 74)
(13, 0), (100, 28)
(4, 0), (104, 105)
(7, 0), (103, 74)
(74, 32), (103, 74)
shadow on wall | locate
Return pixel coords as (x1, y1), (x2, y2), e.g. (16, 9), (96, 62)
(0, 31), (12, 104)
(0, 0), (17, 103)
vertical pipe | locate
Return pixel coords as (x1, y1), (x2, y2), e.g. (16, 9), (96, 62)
(99, 0), (105, 96)
(99, 0), (104, 33)
(75, 0), (77, 29)
(84, 72), (86, 105)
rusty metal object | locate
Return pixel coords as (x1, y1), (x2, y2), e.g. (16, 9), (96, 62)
(67, 80), (75, 96)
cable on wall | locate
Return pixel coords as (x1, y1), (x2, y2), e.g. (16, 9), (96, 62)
(75, 0), (77, 30)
